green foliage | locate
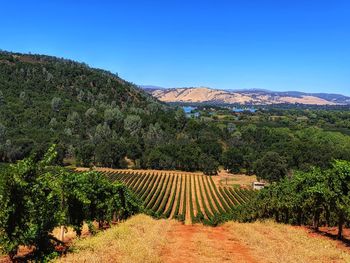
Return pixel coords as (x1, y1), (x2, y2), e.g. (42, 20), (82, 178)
(222, 148), (244, 173)
(201, 155), (219, 175)
(236, 160), (350, 239)
(254, 151), (288, 182)
(0, 146), (61, 258)
(0, 145), (141, 258)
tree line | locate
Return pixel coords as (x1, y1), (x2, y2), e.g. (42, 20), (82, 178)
(223, 160), (350, 240)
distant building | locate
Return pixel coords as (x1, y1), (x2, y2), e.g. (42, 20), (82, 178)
(252, 182), (265, 190)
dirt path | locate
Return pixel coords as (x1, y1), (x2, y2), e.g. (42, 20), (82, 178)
(177, 174), (186, 217)
(142, 173), (161, 203)
(190, 175), (198, 217)
(198, 175), (215, 216)
(169, 175), (183, 218)
(161, 223), (258, 263)
(206, 177), (225, 211)
(185, 175), (191, 224)
(194, 175), (207, 219)
(151, 174), (170, 210)
(157, 174), (175, 213)
(202, 176), (220, 213)
(164, 175), (177, 213)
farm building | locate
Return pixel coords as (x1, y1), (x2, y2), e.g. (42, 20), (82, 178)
(252, 182), (265, 190)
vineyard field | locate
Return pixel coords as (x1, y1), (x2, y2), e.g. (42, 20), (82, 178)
(79, 169), (256, 224)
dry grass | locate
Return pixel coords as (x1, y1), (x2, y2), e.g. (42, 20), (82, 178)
(211, 171), (257, 188)
(224, 220), (350, 263)
(56, 214), (174, 263)
(55, 215), (350, 263)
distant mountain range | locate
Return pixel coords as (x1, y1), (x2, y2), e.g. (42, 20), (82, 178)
(141, 86), (350, 105)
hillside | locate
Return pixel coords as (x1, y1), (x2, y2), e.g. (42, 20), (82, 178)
(0, 51), (165, 163)
(75, 168), (256, 224)
(55, 214), (350, 263)
(143, 86), (350, 105)
(0, 51), (229, 173)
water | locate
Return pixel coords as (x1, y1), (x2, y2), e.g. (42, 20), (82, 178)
(182, 106), (197, 113)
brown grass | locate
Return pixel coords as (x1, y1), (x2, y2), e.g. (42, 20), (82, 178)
(56, 215), (174, 263)
(224, 220), (350, 263)
(54, 215), (350, 263)
(212, 170), (257, 188)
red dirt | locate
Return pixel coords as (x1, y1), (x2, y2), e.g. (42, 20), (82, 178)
(177, 175), (186, 217)
(185, 176), (191, 224)
(190, 175), (198, 217)
(161, 223), (258, 263)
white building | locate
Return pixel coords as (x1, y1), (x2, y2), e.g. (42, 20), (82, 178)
(252, 182), (265, 190)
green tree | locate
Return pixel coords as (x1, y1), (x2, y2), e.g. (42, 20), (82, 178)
(222, 148), (244, 173)
(104, 107), (123, 127)
(0, 90), (4, 105)
(254, 151), (288, 182)
(95, 140), (127, 168)
(200, 154), (219, 175)
(0, 123), (5, 142)
(51, 97), (62, 112)
(76, 143), (95, 167)
(124, 115), (142, 136)
(327, 160), (350, 239)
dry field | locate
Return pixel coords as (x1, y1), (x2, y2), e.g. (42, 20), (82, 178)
(57, 214), (350, 263)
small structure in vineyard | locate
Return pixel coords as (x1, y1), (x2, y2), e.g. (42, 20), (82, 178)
(252, 181), (265, 190)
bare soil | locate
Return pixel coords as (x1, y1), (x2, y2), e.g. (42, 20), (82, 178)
(161, 222), (257, 263)
(211, 170), (256, 188)
(169, 175), (183, 218)
(190, 175), (198, 217)
(163, 175), (178, 213)
(194, 175), (208, 219)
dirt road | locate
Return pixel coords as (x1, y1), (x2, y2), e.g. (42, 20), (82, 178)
(161, 223), (257, 263)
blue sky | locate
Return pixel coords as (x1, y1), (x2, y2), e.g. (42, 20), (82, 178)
(1, 0), (349, 95)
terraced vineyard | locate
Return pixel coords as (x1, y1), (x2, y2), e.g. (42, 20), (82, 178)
(82, 169), (256, 224)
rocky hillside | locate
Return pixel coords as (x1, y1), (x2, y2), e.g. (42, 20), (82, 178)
(143, 86), (350, 105)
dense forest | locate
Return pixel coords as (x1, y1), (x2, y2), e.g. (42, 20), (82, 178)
(1, 51), (350, 176)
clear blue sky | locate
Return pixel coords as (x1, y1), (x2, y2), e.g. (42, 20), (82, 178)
(1, 0), (350, 95)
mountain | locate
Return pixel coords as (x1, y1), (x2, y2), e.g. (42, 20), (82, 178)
(144, 87), (350, 105)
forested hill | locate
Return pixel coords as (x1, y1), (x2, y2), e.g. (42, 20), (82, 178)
(0, 51), (171, 163)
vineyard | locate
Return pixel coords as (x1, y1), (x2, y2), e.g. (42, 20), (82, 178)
(83, 169), (256, 224)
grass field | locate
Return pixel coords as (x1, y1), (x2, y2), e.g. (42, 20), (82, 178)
(57, 214), (350, 263)
(76, 168), (255, 224)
